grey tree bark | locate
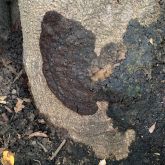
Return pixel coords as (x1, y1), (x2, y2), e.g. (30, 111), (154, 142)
(18, 0), (160, 160)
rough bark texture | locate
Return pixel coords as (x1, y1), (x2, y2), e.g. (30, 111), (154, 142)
(18, 0), (160, 160)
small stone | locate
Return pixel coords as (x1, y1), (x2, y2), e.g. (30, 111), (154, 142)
(12, 89), (17, 95)
(149, 38), (154, 45)
(31, 140), (37, 145)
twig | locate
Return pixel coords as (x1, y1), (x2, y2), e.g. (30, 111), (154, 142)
(13, 69), (23, 83)
(49, 139), (66, 160)
(4, 106), (13, 113)
(33, 159), (41, 165)
(37, 141), (48, 153)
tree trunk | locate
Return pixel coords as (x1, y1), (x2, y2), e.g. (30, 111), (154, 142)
(18, 0), (161, 160)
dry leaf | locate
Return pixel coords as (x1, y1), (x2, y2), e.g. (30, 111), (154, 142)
(149, 122), (156, 133)
(1, 150), (15, 165)
(14, 98), (25, 113)
(29, 131), (48, 139)
(0, 96), (7, 104)
(98, 159), (106, 165)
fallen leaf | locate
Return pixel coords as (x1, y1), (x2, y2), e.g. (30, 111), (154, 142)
(98, 159), (106, 165)
(29, 131), (48, 139)
(149, 122), (156, 133)
(0, 96), (7, 104)
(1, 150), (15, 165)
(14, 98), (25, 113)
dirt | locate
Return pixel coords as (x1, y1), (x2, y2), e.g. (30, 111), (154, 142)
(0, 1), (165, 165)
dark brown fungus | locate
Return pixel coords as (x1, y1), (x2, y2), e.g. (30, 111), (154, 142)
(39, 11), (126, 115)
(40, 11), (100, 115)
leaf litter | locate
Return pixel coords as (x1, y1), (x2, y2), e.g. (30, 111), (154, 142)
(0, 96), (7, 104)
(14, 98), (25, 113)
(148, 122), (156, 134)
